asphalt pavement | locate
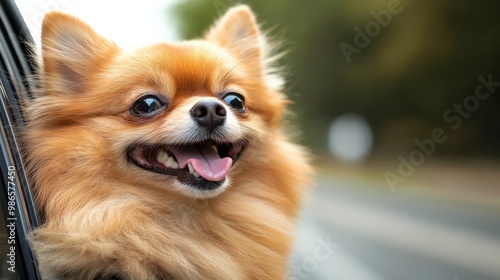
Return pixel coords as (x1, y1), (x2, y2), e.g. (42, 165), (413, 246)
(290, 172), (500, 280)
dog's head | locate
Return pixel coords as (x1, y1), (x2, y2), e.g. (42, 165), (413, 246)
(31, 6), (288, 199)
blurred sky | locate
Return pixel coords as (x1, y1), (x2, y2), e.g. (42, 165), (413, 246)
(15, 0), (180, 50)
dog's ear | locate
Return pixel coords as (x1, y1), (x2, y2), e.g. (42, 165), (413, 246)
(206, 5), (264, 75)
(41, 12), (120, 94)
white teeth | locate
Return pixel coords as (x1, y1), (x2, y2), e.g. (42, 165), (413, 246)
(166, 156), (174, 168)
(155, 150), (201, 177)
(156, 149), (167, 164)
(168, 157), (179, 169)
(211, 145), (217, 153)
(187, 163), (200, 177)
(156, 149), (179, 169)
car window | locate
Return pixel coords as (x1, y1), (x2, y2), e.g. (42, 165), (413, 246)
(1, 1), (41, 279)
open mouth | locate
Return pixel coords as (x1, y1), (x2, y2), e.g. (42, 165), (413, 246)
(127, 140), (246, 190)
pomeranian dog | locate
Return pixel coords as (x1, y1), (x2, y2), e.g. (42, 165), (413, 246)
(23, 5), (311, 280)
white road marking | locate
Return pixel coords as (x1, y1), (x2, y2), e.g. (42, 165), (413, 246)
(313, 196), (500, 278)
(292, 220), (384, 280)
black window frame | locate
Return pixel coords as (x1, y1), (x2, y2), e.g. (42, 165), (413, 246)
(0, 0), (41, 279)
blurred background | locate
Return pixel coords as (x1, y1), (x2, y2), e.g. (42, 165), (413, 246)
(15, 0), (500, 279)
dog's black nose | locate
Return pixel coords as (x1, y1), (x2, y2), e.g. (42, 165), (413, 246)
(190, 100), (227, 132)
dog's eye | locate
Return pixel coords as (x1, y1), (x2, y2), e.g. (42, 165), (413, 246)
(130, 95), (166, 117)
(223, 93), (245, 112)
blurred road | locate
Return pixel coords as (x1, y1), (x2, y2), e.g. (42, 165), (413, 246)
(290, 173), (500, 280)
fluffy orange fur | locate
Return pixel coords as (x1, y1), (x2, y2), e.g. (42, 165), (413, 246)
(23, 5), (311, 280)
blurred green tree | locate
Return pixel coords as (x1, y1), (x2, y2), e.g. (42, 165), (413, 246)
(171, 0), (500, 158)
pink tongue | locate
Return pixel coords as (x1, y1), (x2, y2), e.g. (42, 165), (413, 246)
(170, 143), (232, 182)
